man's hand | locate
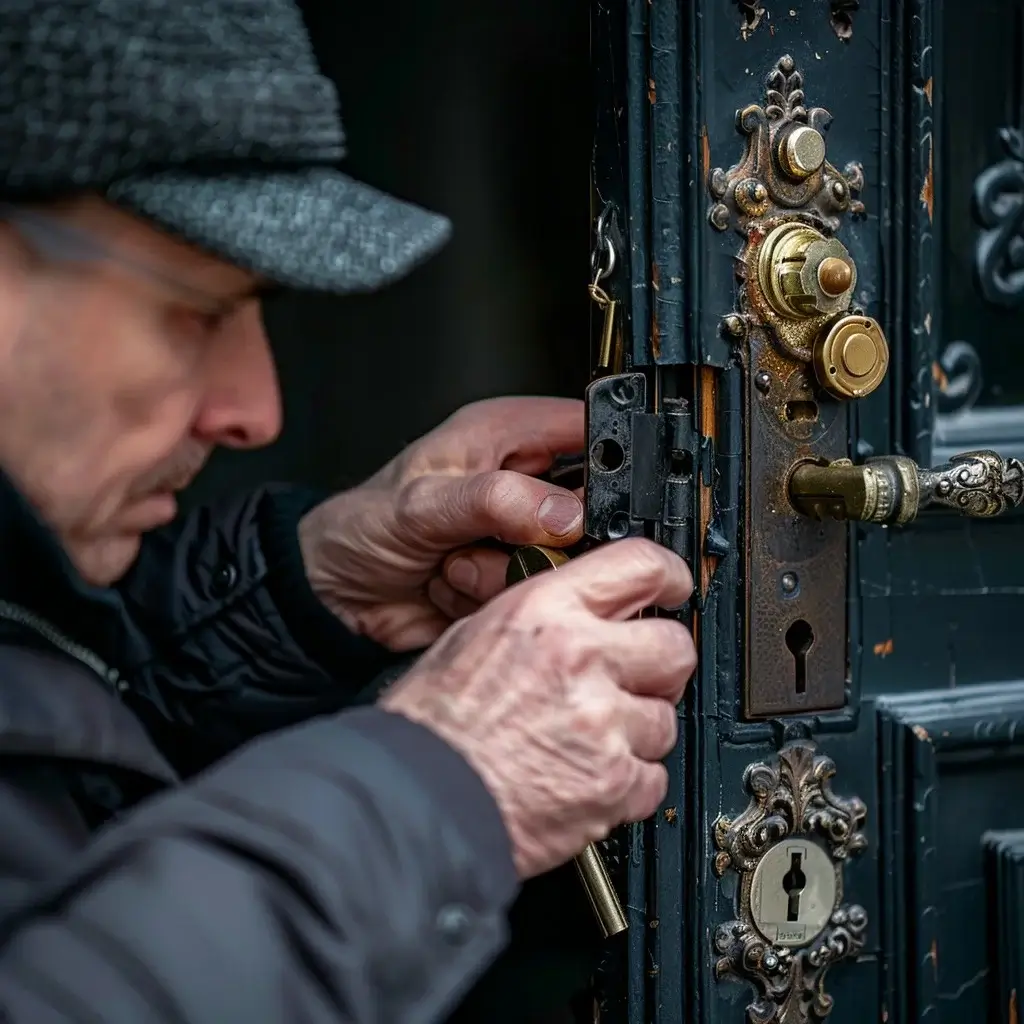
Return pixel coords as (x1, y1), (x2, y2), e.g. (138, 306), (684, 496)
(299, 397), (586, 650)
(381, 537), (697, 879)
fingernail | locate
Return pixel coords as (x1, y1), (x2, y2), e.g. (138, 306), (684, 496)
(446, 557), (479, 593)
(538, 494), (583, 537)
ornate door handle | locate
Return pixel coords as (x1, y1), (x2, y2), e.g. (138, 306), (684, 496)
(788, 449), (1024, 524)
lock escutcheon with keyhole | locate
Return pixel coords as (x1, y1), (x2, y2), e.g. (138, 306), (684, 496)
(749, 838), (837, 948)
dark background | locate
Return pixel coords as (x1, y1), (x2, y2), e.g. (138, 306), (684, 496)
(184, 0), (591, 510)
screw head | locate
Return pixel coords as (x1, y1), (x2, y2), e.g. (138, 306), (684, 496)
(781, 572), (799, 594)
(755, 370), (772, 393)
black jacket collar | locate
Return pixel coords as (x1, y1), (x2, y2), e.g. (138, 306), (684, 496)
(0, 471), (136, 670)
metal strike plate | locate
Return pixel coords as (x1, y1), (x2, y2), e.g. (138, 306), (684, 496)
(713, 742), (869, 1024)
(708, 53), (868, 718)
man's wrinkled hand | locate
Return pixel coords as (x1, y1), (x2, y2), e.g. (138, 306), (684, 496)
(299, 396), (585, 650)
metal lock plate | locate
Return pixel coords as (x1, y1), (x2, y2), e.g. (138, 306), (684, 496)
(750, 837), (837, 947)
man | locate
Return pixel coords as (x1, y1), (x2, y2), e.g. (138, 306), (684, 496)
(0, 2), (696, 1022)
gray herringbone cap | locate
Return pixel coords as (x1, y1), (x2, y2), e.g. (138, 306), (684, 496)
(0, 0), (451, 292)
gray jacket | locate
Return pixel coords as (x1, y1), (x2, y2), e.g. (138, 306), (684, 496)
(0, 472), (546, 1023)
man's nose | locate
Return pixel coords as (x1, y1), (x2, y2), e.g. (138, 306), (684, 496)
(192, 302), (283, 450)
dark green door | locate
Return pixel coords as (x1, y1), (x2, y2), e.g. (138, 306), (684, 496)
(587, 2), (1024, 1022)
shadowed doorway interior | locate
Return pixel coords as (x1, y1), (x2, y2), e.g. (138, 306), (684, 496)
(182, 0), (590, 509)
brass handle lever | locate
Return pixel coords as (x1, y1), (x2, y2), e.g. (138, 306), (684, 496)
(788, 450), (1024, 525)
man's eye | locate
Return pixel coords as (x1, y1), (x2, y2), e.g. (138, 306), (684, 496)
(173, 306), (228, 336)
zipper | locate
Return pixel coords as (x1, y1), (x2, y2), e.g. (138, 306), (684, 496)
(0, 599), (125, 694)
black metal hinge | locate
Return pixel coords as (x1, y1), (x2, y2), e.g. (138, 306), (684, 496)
(584, 372), (696, 564)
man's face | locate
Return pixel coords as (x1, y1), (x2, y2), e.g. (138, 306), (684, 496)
(0, 196), (283, 585)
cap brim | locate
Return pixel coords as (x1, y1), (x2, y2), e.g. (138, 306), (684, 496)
(105, 166), (452, 294)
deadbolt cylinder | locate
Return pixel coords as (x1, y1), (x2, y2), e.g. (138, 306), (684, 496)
(812, 315), (890, 399)
(757, 222), (857, 320)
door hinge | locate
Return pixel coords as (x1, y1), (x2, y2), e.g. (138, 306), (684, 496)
(584, 372), (696, 564)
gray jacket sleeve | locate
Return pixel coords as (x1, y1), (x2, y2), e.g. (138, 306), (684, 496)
(0, 707), (519, 1023)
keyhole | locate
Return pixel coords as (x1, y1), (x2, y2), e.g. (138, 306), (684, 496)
(785, 619), (814, 695)
(782, 851), (807, 922)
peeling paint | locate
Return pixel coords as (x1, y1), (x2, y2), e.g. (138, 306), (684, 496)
(923, 77), (933, 105)
(921, 139), (934, 223)
(700, 125), (710, 184)
(663, 806), (678, 824)
(873, 638), (894, 657)
(1010, 988), (1018, 1024)
(648, 77), (656, 105)
(912, 724), (931, 742)
(932, 362), (948, 392)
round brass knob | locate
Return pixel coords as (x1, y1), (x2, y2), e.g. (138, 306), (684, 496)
(817, 257), (853, 297)
(778, 126), (827, 180)
(757, 223), (857, 320)
(813, 315), (890, 399)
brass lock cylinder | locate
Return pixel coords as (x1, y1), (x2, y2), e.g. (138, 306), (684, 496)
(757, 223), (857, 320)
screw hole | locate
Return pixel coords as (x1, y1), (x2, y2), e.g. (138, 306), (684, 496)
(606, 511), (631, 540)
(590, 438), (625, 472)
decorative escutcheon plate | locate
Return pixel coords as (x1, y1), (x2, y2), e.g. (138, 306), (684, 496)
(712, 741), (868, 1024)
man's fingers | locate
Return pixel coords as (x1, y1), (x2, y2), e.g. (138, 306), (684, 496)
(401, 470), (584, 549)
(620, 694), (679, 762)
(427, 576), (480, 622)
(444, 397), (585, 476)
(617, 761), (670, 825)
(542, 537), (693, 621)
(442, 546), (511, 603)
(602, 618), (696, 703)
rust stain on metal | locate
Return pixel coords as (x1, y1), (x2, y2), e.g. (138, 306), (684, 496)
(912, 724), (931, 742)
(1010, 989), (1018, 1024)
(873, 638), (894, 657)
(920, 141), (934, 223)
(650, 264), (661, 359)
(928, 938), (938, 977)
(932, 362), (948, 391)
(648, 77), (656, 105)
(663, 806), (678, 824)
(923, 77), (933, 105)
(700, 125), (710, 184)
(698, 367), (719, 599)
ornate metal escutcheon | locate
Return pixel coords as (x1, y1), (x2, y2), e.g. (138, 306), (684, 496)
(707, 54), (1024, 718)
(713, 742), (868, 1024)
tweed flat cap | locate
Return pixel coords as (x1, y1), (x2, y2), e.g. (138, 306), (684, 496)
(0, 0), (451, 292)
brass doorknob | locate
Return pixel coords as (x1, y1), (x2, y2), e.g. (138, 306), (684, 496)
(787, 450), (1024, 525)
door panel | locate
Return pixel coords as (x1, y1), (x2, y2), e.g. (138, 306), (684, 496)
(587, 2), (1024, 1023)
(879, 685), (1024, 1022)
(984, 829), (1024, 1024)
